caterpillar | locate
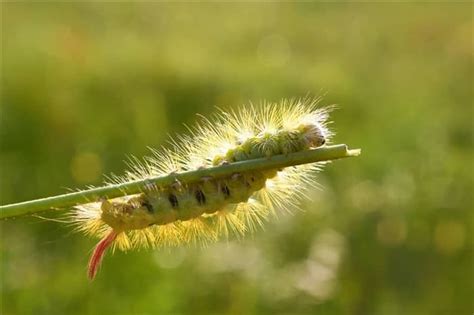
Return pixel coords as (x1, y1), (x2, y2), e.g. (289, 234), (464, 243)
(72, 98), (335, 280)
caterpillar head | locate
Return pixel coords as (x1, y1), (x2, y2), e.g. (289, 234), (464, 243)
(298, 122), (328, 148)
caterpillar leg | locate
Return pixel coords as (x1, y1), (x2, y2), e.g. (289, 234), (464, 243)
(88, 230), (118, 280)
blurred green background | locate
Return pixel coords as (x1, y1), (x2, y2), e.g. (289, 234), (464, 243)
(1, 3), (472, 315)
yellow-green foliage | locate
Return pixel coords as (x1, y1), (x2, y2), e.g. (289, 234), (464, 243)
(1, 3), (472, 315)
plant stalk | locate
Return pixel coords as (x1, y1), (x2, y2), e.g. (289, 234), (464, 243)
(0, 144), (360, 219)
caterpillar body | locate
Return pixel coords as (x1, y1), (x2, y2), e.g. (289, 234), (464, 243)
(73, 98), (334, 279)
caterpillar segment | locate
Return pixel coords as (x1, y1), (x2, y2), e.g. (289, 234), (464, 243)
(73, 99), (334, 279)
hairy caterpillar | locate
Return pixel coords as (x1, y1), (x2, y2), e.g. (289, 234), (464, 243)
(73, 98), (335, 279)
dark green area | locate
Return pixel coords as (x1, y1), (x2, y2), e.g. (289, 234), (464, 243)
(1, 3), (472, 315)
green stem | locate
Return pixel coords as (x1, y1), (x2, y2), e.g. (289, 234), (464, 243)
(0, 144), (360, 219)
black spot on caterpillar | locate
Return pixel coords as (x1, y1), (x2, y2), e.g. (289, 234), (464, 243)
(168, 194), (179, 209)
(195, 189), (206, 205)
(221, 185), (231, 199)
(142, 201), (154, 213)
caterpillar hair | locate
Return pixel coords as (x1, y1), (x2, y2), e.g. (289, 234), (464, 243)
(72, 97), (337, 280)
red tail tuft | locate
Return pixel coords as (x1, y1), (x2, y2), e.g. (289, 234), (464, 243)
(88, 230), (118, 280)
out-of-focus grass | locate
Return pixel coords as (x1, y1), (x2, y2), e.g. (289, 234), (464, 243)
(1, 3), (472, 315)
